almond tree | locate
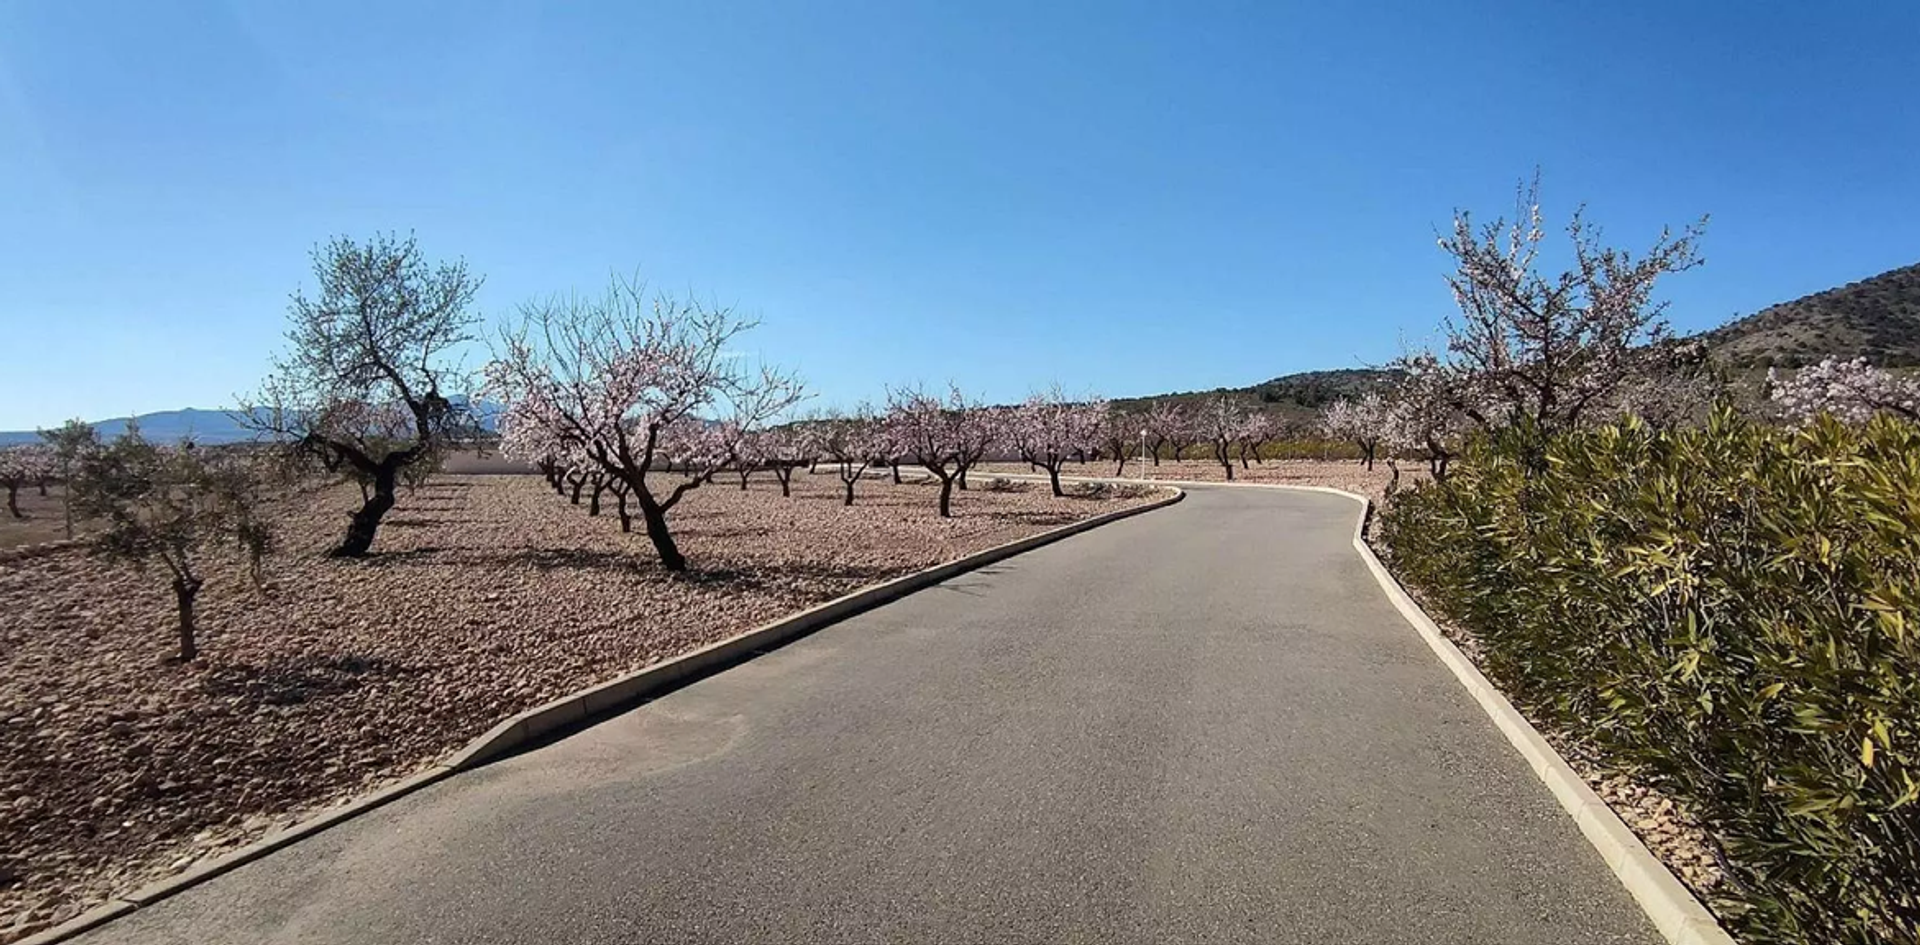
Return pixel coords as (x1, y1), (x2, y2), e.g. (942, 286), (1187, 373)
(1382, 351), (1471, 481)
(757, 426), (814, 497)
(1096, 407), (1148, 477)
(1198, 396), (1248, 480)
(244, 234), (482, 557)
(68, 432), (272, 661)
(1006, 389), (1107, 496)
(1235, 412), (1276, 468)
(488, 278), (802, 572)
(819, 408), (883, 506)
(1768, 357), (1920, 424)
(1161, 404), (1198, 463)
(1143, 400), (1185, 465)
(887, 385), (988, 517)
(1436, 175), (1706, 439)
(0, 445), (53, 519)
(1320, 393), (1386, 469)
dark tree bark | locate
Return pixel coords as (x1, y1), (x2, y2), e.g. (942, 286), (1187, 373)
(172, 574), (203, 662)
(1212, 440), (1236, 481)
(610, 483), (633, 532)
(632, 487), (686, 572)
(334, 464), (399, 557)
(589, 477), (606, 516)
(1047, 464), (1065, 497)
(4, 483), (19, 519)
(569, 473), (586, 504)
(36, 478), (48, 497)
(891, 462), (902, 484)
(937, 475), (954, 517)
(736, 466), (752, 490)
(772, 464), (795, 497)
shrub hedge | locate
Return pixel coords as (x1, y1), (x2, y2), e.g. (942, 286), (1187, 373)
(1378, 409), (1919, 945)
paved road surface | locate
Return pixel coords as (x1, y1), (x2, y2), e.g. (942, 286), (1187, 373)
(78, 486), (1658, 944)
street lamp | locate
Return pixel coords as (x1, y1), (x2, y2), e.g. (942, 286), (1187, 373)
(1139, 429), (1149, 481)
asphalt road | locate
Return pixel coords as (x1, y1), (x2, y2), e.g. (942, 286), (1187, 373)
(77, 485), (1659, 945)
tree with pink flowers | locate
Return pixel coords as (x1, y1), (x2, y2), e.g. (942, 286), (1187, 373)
(488, 277), (803, 572)
(1767, 357), (1920, 425)
(887, 385), (991, 517)
(818, 408), (885, 506)
(0, 444), (54, 519)
(1005, 388), (1107, 497)
(1142, 400), (1185, 466)
(1433, 174), (1706, 439)
(1320, 392), (1387, 469)
(1234, 412), (1277, 468)
(1197, 396), (1249, 480)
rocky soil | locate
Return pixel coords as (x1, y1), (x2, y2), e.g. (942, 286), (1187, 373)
(0, 471), (1163, 940)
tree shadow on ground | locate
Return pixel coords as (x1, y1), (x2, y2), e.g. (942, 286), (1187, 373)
(199, 653), (427, 706)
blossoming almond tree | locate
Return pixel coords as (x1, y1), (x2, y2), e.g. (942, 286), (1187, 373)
(0, 444), (53, 519)
(488, 277), (803, 572)
(1005, 389), (1107, 496)
(887, 385), (990, 517)
(243, 234), (483, 558)
(1435, 174), (1706, 439)
(1143, 400), (1185, 465)
(1320, 392), (1387, 469)
(1768, 357), (1920, 424)
(819, 408), (884, 506)
(1198, 396), (1249, 480)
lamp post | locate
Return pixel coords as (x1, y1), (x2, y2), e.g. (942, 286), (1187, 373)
(1139, 429), (1149, 481)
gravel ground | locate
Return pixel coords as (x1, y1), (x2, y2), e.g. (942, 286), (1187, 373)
(0, 471), (1163, 940)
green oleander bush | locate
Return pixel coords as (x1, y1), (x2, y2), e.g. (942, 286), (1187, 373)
(1379, 408), (1919, 944)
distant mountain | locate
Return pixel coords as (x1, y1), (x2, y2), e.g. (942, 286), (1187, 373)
(0, 400), (504, 448)
(1701, 261), (1920, 369)
(0, 408), (260, 447)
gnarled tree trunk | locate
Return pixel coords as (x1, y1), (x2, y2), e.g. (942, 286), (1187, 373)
(333, 465), (398, 557)
(172, 574), (203, 662)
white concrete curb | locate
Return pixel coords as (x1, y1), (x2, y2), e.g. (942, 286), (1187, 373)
(19, 486), (1184, 945)
(1020, 471), (1736, 945)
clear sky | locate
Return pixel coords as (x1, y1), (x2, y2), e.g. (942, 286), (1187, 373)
(3, 2), (1917, 429)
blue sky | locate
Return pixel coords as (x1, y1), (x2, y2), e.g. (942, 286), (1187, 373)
(3, 2), (1917, 429)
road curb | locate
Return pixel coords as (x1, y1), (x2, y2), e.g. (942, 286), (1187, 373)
(1019, 472), (1735, 945)
(19, 485), (1184, 945)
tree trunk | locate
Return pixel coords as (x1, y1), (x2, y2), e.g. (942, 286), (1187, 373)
(937, 476), (954, 517)
(569, 476), (584, 504)
(1114, 455), (1126, 476)
(633, 490), (687, 572)
(172, 575), (203, 662)
(891, 463), (902, 484)
(957, 467), (969, 491)
(4, 483), (18, 519)
(36, 478), (48, 497)
(737, 468), (751, 490)
(589, 479), (605, 516)
(1047, 465), (1064, 497)
(774, 466), (793, 497)
(615, 489), (633, 532)
(332, 467), (397, 557)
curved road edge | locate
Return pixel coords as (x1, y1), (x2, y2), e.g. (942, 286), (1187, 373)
(1034, 472), (1735, 945)
(22, 486), (1187, 945)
